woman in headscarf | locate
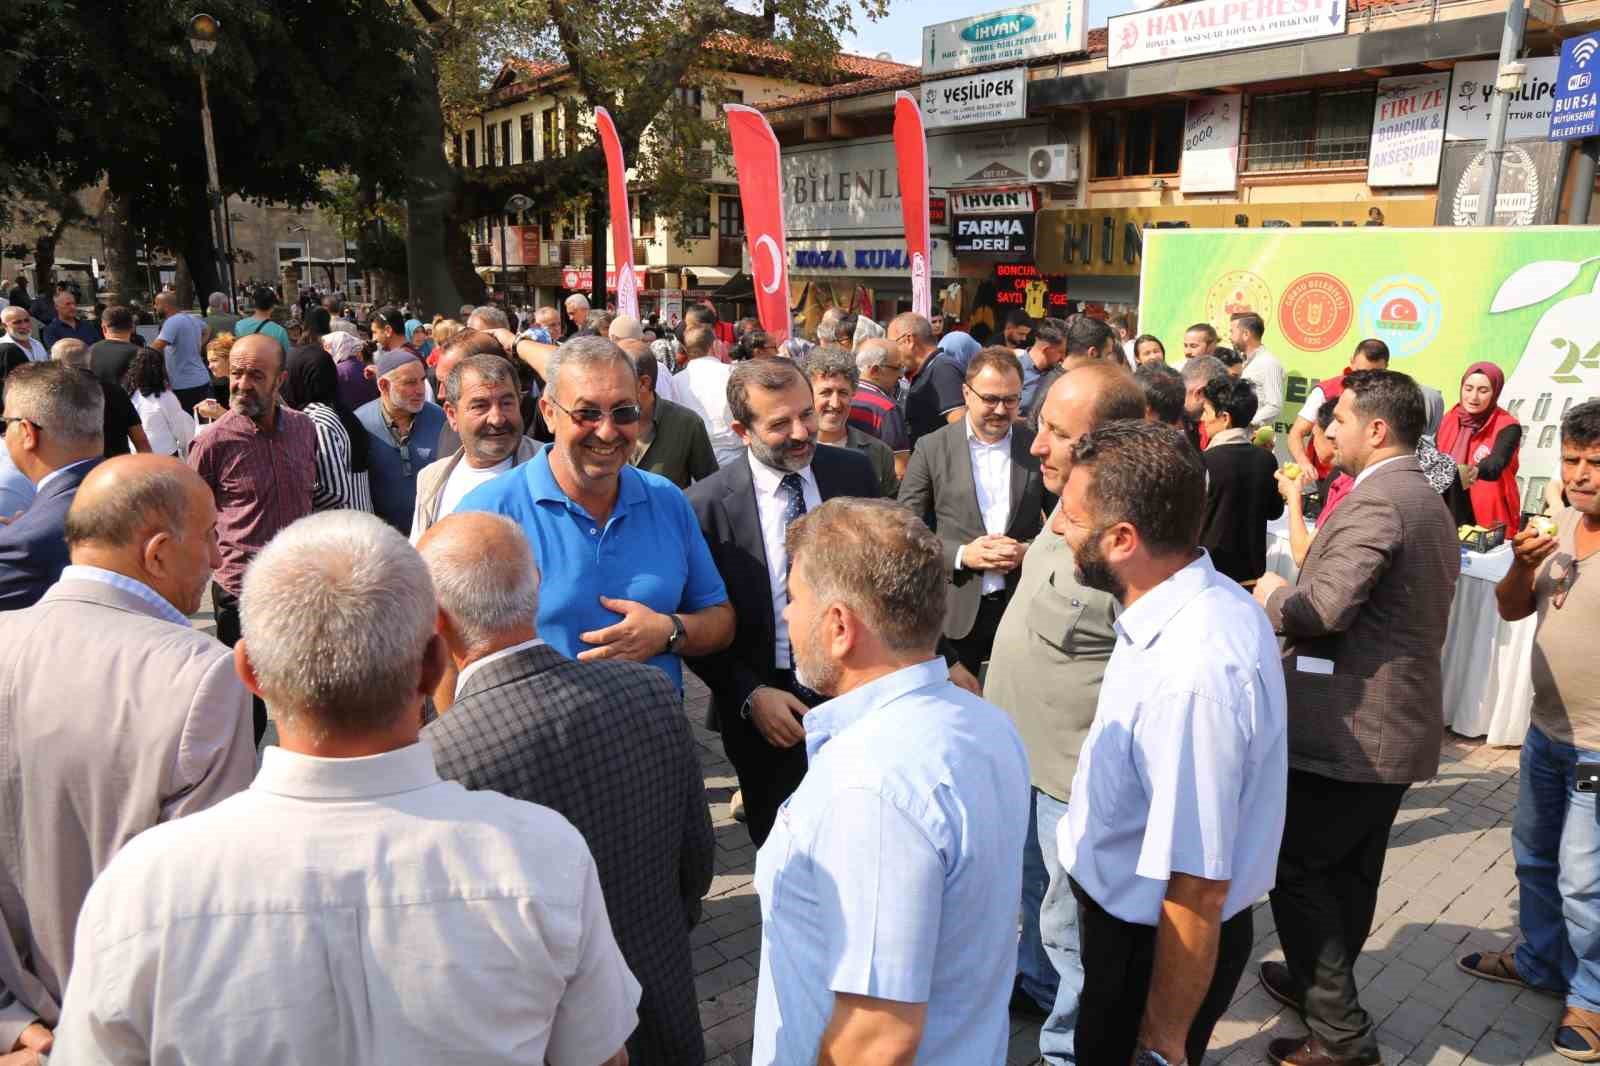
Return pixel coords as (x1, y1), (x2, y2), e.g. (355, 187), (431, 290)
(1438, 361), (1523, 533)
(850, 315), (885, 351)
(407, 318), (432, 360)
(938, 330), (982, 373)
(327, 329), (380, 413)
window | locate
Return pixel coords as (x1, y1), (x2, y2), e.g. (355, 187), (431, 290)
(674, 86), (704, 116)
(717, 195), (744, 238)
(465, 128), (477, 168)
(1091, 104), (1184, 179)
(542, 108), (559, 159)
(520, 114), (534, 163)
(686, 196), (711, 238)
(452, 133), (462, 164)
(540, 211), (555, 241)
(637, 195), (655, 238)
(500, 119), (512, 164)
(1244, 88), (1375, 171)
(564, 100), (579, 157)
(485, 124), (497, 168)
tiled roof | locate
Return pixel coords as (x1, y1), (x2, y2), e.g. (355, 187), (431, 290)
(759, 66), (924, 112)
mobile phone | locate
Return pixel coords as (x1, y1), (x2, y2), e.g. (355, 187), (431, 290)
(1578, 764), (1600, 793)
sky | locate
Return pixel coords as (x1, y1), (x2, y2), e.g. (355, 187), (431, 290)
(842, 0), (1145, 64)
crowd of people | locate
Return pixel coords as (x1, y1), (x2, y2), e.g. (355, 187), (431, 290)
(0, 281), (1596, 1066)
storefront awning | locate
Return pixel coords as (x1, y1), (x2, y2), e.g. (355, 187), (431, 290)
(709, 272), (753, 302)
(686, 266), (739, 287)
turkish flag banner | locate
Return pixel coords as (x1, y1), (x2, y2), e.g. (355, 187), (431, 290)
(595, 107), (639, 319)
(724, 104), (791, 342)
(893, 91), (932, 320)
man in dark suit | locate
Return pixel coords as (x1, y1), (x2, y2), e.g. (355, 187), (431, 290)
(419, 511), (715, 1066)
(898, 346), (1053, 673)
(686, 358), (879, 846)
(1252, 370), (1460, 1066)
(0, 363), (106, 611)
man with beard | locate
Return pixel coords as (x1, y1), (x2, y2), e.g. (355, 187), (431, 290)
(685, 359), (879, 846)
(356, 349), (446, 534)
(410, 354), (537, 542)
(804, 347), (898, 498)
(1055, 420), (1287, 1066)
(187, 332), (315, 743)
(898, 346), (1051, 674)
(455, 336), (733, 692)
(750, 497), (1028, 1066)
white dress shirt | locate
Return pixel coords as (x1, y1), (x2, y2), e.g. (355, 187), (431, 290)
(1240, 345), (1287, 427)
(455, 635), (548, 696)
(673, 357), (745, 467)
(749, 452), (821, 668)
(3, 333), (48, 362)
(1354, 453), (1409, 489)
(955, 419), (1013, 596)
(52, 743), (641, 1066)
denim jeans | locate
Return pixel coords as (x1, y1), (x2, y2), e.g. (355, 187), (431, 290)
(1017, 788), (1083, 1064)
(1513, 724), (1600, 1011)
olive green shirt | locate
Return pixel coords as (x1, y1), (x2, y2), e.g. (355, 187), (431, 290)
(982, 526), (1120, 801)
(635, 397), (718, 489)
(822, 426), (898, 499)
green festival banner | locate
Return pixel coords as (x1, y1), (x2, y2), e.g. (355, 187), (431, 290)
(1138, 226), (1600, 508)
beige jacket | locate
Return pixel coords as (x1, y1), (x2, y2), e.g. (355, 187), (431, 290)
(409, 437), (540, 539)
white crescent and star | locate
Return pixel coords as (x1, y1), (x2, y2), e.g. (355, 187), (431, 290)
(755, 234), (782, 295)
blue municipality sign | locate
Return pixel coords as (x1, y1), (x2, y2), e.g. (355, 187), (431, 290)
(1549, 32), (1600, 141)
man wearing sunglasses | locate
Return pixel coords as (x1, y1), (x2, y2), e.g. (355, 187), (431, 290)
(455, 336), (733, 691)
(357, 349), (446, 534)
(898, 346), (1054, 675)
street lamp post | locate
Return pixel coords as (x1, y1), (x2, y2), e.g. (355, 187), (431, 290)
(288, 222), (312, 306)
(505, 194), (533, 307)
(187, 13), (236, 311)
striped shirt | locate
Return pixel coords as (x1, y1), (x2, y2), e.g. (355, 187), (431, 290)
(187, 405), (316, 596)
(305, 403), (373, 515)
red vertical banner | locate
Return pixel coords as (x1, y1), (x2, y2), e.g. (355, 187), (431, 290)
(724, 104), (791, 342)
(594, 107), (639, 319)
(893, 91), (932, 320)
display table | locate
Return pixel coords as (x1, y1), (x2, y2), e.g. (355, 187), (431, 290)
(1265, 517), (1535, 746)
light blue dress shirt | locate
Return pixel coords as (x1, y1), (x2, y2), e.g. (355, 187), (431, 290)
(752, 658), (1030, 1066)
(1060, 551), (1288, 927)
(0, 448), (33, 518)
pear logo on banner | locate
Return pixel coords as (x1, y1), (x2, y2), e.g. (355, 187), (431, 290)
(594, 107), (639, 319)
(724, 105), (791, 341)
(894, 91), (933, 320)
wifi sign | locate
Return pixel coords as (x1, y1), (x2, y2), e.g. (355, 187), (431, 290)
(1549, 33), (1600, 141)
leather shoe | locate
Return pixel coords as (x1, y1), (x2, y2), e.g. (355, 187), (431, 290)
(1267, 1035), (1382, 1065)
(1260, 961), (1302, 1013)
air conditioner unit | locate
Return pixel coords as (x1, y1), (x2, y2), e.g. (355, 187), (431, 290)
(1028, 144), (1079, 184)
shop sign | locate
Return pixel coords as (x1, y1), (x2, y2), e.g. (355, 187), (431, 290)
(783, 137), (902, 238)
(561, 265), (648, 292)
(923, 68), (1028, 129)
(922, 0), (1086, 76)
(952, 213), (1035, 260)
(1035, 201), (1438, 276)
(1549, 32), (1600, 141)
(993, 262), (1070, 316)
(781, 239), (953, 277)
(948, 187), (1035, 215)
(1435, 140), (1567, 226)
(1107, 0), (1346, 69)
(1367, 74), (1449, 186)
(1179, 93), (1242, 194)
(1446, 57), (1562, 142)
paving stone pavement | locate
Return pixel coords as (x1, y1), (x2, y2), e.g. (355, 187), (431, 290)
(681, 672), (1563, 1066)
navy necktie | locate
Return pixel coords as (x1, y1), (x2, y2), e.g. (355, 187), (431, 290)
(780, 472), (807, 529)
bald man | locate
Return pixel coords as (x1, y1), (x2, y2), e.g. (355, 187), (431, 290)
(0, 455), (253, 1060)
(421, 512), (714, 1066)
(149, 292), (213, 414)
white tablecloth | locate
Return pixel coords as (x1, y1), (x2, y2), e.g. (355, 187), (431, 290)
(1265, 518), (1535, 746)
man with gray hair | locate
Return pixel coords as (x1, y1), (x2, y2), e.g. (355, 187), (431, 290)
(456, 335), (734, 690)
(52, 511), (640, 1066)
(53, 338), (150, 459)
(752, 497), (1029, 1066)
(814, 307), (845, 346)
(848, 337), (911, 456)
(0, 362), (106, 610)
(1181, 354), (1231, 448)
(564, 292), (591, 334)
(356, 348), (446, 533)
(804, 347), (899, 496)
(421, 511), (714, 1066)
(1, 304), (49, 363)
(465, 305), (510, 332)
(628, 345), (714, 489)
(0, 457), (252, 1060)
(888, 312), (965, 447)
(409, 352), (537, 543)
(524, 305), (562, 345)
(203, 292), (236, 344)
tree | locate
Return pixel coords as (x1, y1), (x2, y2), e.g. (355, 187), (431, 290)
(3, 0), (423, 302)
(402, 0), (886, 314)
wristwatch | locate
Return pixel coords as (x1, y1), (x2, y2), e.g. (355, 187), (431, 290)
(1134, 1048), (1179, 1066)
(663, 613), (687, 655)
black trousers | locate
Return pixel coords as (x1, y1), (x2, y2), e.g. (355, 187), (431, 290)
(1269, 769), (1409, 1058)
(947, 590), (1008, 675)
(174, 384), (213, 417)
(1072, 878), (1255, 1066)
(720, 669), (820, 847)
(211, 582), (268, 746)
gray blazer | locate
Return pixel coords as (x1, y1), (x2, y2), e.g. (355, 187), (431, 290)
(1266, 455), (1461, 784)
(0, 577), (254, 1045)
(425, 642), (715, 1066)
(897, 418), (1054, 640)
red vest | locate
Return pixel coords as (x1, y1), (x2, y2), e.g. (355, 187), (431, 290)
(1438, 407), (1522, 533)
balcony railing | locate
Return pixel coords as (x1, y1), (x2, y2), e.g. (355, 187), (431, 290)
(473, 243), (492, 267)
(561, 238), (591, 266)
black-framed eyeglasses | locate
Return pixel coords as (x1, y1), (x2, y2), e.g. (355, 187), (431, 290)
(546, 396), (642, 427)
(0, 416), (30, 433)
(965, 386), (1021, 409)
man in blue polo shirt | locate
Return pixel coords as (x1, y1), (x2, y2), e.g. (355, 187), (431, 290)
(456, 335), (734, 687)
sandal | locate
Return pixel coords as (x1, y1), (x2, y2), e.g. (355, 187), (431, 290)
(1458, 948), (1543, 992)
(1555, 1006), (1600, 1062)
